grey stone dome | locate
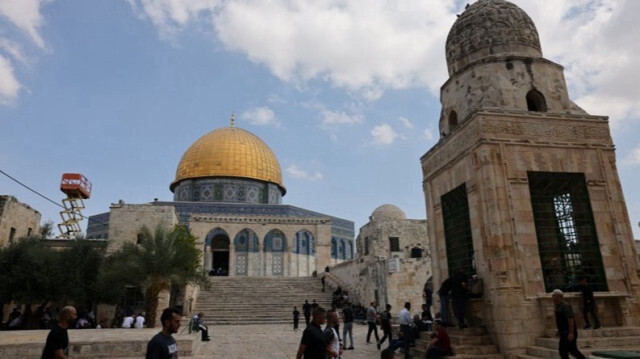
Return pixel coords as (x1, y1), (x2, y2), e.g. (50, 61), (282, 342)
(445, 0), (542, 75)
(371, 204), (406, 221)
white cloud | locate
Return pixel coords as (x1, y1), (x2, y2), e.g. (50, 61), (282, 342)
(126, 0), (220, 40)
(321, 110), (363, 128)
(0, 0), (48, 48)
(132, 0), (640, 131)
(423, 128), (435, 142)
(286, 164), (323, 181)
(0, 0), (48, 105)
(241, 106), (279, 127)
(371, 123), (398, 145)
(621, 146), (640, 166)
(0, 54), (20, 104)
(399, 116), (413, 129)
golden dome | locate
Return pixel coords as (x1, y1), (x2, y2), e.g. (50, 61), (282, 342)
(171, 126), (284, 193)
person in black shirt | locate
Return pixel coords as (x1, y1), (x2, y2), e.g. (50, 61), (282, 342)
(377, 304), (393, 349)
(41, 306), (77, 359)
(451, 268), (469, 328)
(293, 306), (300, 330)
(296, 306), (327, 359)
(342, 303), (354, 350)
(302, 300), (312, 326)
(437, 277), (452, 327)
(579, 277), (601, 329)
(552, 289), (586, 359)
(146, 307), (181, 359)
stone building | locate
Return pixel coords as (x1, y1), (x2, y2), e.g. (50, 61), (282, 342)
(88, 122), (354, 279)
(330, 204), (430, 312)
(0, 195), (41, 247)
(421, 0), (640, 357)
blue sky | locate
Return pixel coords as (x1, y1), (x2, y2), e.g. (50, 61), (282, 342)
(1, 0), (639, 240)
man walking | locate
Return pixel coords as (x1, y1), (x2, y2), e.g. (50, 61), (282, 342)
(296, 306), (327, 359)
(146, 307), (181, 359)
(365, 301), (380, 344)
(41, 306), (77, 359)
(377, 304), (393, 349)
(552, 289), (587, 359)
(303, 300), (312, 326)
(342, 302), (355, 350)
(399, 302), (413, 359)
(325, 309), (343, 359)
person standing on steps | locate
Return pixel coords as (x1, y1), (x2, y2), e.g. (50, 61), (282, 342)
(437, 277), (452, 327)
(146, 307), (181, 359)
(41, 306), (77, 359)
(579, 277), (601, 329)
(366, 301), (380, 344)
(451, 268), (469, 329)
(322, 275), (326, 292)
(303, 300), (312, 326)
(552, 289), (587, 359)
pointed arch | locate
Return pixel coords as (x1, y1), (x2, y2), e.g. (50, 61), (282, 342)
(265, 229), (287, 276)
(526, 89), (547, 112)
(234, 228), (259, 276)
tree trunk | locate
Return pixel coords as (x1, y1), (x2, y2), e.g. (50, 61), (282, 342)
(145, 285), (162, 328)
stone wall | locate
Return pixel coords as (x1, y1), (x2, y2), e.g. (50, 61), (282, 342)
(106, 202), (179, 251)
(0, 195), (41, 247)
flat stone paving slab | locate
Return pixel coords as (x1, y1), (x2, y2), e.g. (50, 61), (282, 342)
(0, 322), (397, 359)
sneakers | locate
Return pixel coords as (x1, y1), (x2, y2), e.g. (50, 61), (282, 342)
(347, 346), (354, 350)
(594, 324), (601, 329)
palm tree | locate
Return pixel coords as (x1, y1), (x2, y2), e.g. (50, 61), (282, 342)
(99, 224), (207, 327)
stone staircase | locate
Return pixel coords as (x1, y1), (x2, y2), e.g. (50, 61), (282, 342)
(192, 276), (333, 325)
(517, 327), (640, 358)
(412, 326), (504, 359)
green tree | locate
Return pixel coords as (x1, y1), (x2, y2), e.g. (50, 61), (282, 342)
(0, 236), (62, 328)
(98, 224), (207, 327)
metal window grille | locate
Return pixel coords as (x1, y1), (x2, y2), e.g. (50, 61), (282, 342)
(441, 184), (475, 275)
(528, 172), (607, 292)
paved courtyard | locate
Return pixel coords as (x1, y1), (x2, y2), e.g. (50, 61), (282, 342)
(190, 322), (389, 359)
(0, 322), (397, 358)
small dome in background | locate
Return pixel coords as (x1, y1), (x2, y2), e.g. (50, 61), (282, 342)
(371, 204), (406, 221)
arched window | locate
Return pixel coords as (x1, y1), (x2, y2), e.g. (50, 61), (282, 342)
(448, 110), (458, 131)
(526, 89), (547, 112)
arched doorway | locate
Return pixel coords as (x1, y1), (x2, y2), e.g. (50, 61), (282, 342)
(265, 229), (286, 276)
(206, 228), (230, 276)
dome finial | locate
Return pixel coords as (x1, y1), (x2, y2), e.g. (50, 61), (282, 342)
(230, 112), (235, 127)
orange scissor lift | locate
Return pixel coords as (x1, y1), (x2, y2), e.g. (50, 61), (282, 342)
(58, 173), (92, 239)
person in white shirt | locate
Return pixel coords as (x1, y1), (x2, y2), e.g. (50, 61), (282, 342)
(398, 302), (413, 359)
(325, 310), (343, 359)
(134, 313), (145, 328)
(121, 314), (134, 328)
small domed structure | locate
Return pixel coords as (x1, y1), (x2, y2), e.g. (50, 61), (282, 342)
(445, 0), (542, 75)
(371, 204), (406, 221)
